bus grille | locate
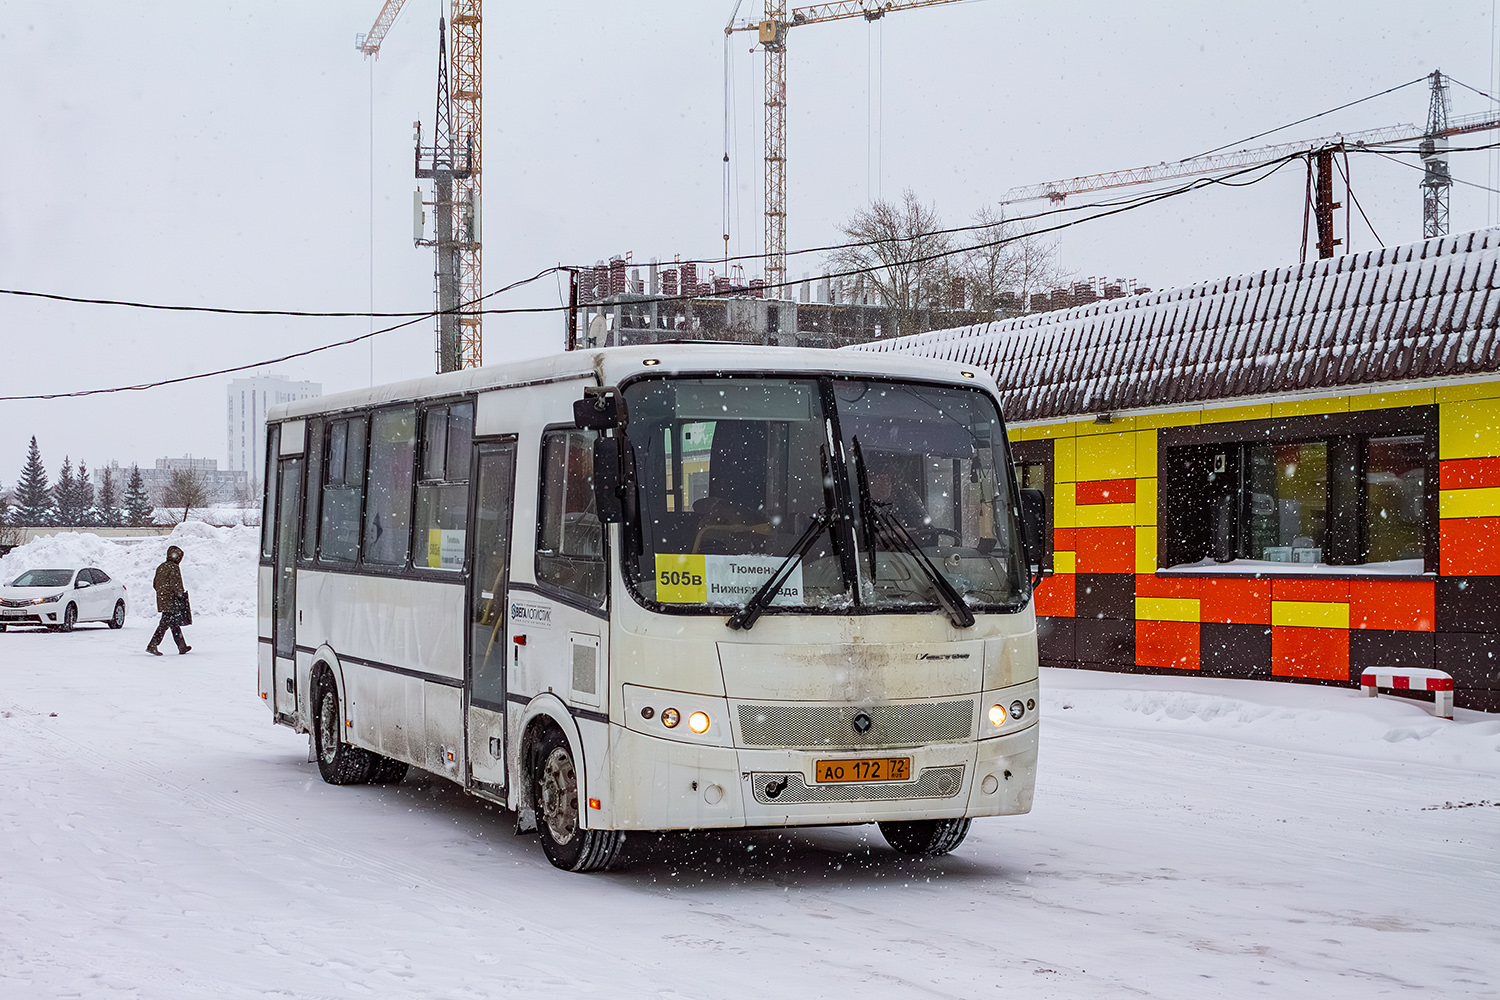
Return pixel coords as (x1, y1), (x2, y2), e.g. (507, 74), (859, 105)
(750, 765), (966, 805)
(736, 700), (974, 749)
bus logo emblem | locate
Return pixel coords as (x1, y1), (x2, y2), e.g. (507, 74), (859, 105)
(852, 713), (872, 735)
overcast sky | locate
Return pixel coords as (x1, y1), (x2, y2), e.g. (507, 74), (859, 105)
(1, 1), (1496, 484)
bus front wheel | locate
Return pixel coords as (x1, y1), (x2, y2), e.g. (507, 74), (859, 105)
(314, 681), (373, 785)
(878, 818), (971, 857)
(528, 725), (623, 873)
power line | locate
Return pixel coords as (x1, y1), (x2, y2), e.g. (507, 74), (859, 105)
(1185, 75), (1429, 161)
(1369, 147), (1500, 194)
(0, 153), (1305, 404)
(1333, 151), (1385, 248)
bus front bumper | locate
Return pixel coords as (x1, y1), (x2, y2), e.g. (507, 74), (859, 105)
(598, 722), (1037, 832)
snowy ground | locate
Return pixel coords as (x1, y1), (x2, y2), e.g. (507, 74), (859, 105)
(1, 533), (1498, 997)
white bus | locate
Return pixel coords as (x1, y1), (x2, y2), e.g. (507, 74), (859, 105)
(258, 345), (1046, 872)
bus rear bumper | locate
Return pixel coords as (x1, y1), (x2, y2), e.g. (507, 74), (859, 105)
(599, 722), (1037, 831)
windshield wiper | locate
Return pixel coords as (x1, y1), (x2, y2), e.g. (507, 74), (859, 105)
(726, 510), (830, 631)
(851, 437), (976, 629)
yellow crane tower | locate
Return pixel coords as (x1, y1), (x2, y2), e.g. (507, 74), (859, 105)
(729, 1), (960, 295)
(360, 1), (484, 371)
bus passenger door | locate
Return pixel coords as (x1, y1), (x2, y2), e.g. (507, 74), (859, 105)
(465, 441), (517, 794)
(272, 456), (303, 720)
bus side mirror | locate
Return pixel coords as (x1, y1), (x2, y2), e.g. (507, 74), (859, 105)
(574, 386), (627, 431)
(1019, 487), (1049, 582)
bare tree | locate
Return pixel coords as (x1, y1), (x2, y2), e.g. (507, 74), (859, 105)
(828, 190), (952, 338)
(161, 467), (212, 524)
(957, 206), (1070, 316)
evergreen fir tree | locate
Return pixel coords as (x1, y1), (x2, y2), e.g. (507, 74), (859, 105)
(97, 467), (121, 528)
(53, 456), (80, 525)
(13, 436), (53, 525)
(0, 480), (9, 526)
(76, 461), (96, 526)
(123, 464), (154, 526)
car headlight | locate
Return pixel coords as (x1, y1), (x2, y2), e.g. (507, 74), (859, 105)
(36, 593), (62, 605)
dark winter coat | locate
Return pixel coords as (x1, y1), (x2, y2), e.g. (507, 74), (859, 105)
(153, 546), (185, 613)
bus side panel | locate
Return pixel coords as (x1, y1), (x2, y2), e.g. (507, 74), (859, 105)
(423, 681), (463, 780)
(297, 572), (464, 684)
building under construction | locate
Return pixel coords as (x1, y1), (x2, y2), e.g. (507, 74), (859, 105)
(570, 255), (1149, 349)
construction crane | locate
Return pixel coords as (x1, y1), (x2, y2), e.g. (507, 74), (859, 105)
(728, 1), (961, 296)
(359, 1), (484, 372)
(1000, 72), (1500, 260)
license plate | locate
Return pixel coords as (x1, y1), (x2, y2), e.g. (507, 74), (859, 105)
(814, 757), (911, 783)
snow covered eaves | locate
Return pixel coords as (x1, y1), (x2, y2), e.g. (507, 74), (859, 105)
(850, 228), (1500, 422)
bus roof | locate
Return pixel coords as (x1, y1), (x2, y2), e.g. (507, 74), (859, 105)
(266, 345), (997, 423)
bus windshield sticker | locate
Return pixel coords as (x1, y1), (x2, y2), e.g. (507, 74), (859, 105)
(655, 554), (804, 606)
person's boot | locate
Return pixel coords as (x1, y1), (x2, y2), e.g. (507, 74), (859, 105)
(178, 645), (192, 655)
(146, 645), (162, 656)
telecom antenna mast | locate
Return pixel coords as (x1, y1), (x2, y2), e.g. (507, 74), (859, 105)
(728, 1), (960, 296)
(1422, 69), (1452, 239)
(415, 19), (473, 373)
(361, 2), (484, 371)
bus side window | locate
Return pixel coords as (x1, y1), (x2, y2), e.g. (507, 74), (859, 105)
(260, 424), (280, 561)
(414, 402), (473, 571)
(301, 417), (324, 561)
(364, 407), (418, 568)
(319, 416), (366, 564)
(536, 428), (606, 607)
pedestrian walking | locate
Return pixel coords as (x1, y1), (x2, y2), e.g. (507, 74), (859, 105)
(147, 545), (192, 656)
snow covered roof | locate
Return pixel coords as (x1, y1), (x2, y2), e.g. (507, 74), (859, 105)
(851, 228), (1500, 422)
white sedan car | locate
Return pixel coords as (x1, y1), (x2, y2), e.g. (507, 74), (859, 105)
(0, 567), (128, 632)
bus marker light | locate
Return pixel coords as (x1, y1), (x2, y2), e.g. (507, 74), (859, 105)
(446, 750), (455, 762)
(513, 634), (526, 645)
(260, 693), (267, 700)
(688, 711), (710, 734)
(988, 704), (1007, 727)
(588, 798), (601, 810)
(641, 706), (655, 720)
(661, 708), (681, 729)
(1010, 700), (1025, 721)
(642, 358), (661, 366)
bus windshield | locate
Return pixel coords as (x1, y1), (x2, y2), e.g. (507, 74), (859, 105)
(623, 375), (1027, 618)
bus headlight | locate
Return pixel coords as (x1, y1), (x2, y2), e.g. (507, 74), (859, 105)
(660, 708), (681, 729)
(688, 711), (711, 734)
(988, 704), (1007, 727)
(1010, 700), (1025, 721)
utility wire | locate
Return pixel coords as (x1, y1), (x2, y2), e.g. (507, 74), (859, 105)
(1332, 151), (1384, 248)
(1448, 74), (1496, 103)
(1368, 147), (1500, 194)
(1185, 75), (1429, 161)
(0, 153), (1305, 403)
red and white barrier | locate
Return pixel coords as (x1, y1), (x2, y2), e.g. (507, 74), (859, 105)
(1360, 668), (1454, 720)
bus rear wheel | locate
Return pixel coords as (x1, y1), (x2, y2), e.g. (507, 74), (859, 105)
(878, 818), (972, 857)
(314, 681), (373, 785)
(528, 726), (622, 873)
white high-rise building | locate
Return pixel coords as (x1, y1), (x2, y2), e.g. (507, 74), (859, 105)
(228, 375), (321, 485)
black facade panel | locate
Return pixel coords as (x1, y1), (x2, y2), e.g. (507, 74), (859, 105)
(1435, 632), (1500, 689)
(1349, 630), (1435, 684)
(1074, 573), (1135, 620)
(1075, 617), (1134, 668)
(1199, 622), (1272, 678)
(1037, 615), (1076, 664)
(1436, 577), (1500, 634)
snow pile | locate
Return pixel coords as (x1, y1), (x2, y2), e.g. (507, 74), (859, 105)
(0, 521), (260, 618)
(1045, 667), (1500, 774)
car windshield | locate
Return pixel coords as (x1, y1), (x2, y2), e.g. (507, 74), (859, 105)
(11, 569), (74, 588)
(622, 375), (1028, 617)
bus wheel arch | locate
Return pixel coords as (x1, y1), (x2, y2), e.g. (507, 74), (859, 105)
(310, 660), (373, 785)
(518, 704), (622, 873)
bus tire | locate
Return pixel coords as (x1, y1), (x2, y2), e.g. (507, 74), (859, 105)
(528, 725), (622, 873)
(367, 755), (409, 784)
(313, 677), (373, 785)
(878, 817), (972, 857)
